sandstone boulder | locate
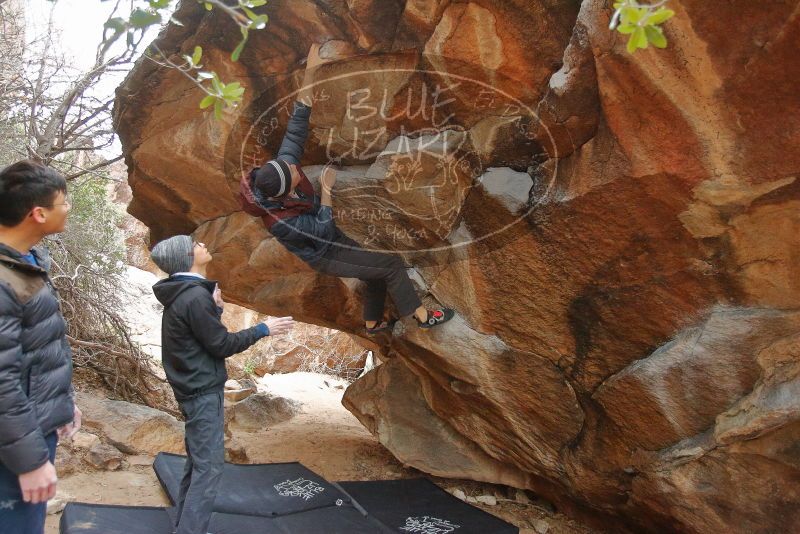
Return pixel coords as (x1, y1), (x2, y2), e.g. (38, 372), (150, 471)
(225, 392), (302, 433)
(114, 0), (800, 531)
(77, 392), (184, 455)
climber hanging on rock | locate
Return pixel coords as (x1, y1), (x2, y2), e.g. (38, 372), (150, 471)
(239, 43), (454, 336)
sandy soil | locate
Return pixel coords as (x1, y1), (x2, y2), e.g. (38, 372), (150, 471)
(46, 372), (596, 534)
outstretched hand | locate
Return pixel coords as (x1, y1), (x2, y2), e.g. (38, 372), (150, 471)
(265, 316), (294, 336)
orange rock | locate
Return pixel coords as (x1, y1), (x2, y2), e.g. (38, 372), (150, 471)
(114, 0), (800, 530)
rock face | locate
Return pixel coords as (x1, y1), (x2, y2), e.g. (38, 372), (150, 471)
(251, 322), (368, 378)
(114, 1), (800, 531)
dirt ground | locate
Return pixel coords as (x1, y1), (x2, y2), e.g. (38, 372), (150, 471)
(46, 372), (597, 534)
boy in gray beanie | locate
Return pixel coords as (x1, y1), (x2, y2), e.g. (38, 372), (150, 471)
(150, 235), (194, 275)
(151, 236), (293, 534)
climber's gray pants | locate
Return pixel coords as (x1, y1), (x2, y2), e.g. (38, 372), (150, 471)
(309, 235), (422, 322)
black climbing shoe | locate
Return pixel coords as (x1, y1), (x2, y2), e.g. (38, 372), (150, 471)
(366, 319), (396, 336)
(417, 308), (455, 329)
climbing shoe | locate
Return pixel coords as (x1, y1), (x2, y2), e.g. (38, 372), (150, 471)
(366, 319), (396, 336)
(417, 308), (455, 329)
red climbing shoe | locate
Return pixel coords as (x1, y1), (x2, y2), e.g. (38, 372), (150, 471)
(417, 308), (455, 329)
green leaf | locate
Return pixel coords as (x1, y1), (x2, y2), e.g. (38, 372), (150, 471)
(129, 8), (162, 29)
(626, 34), (638, 54)
(204, 2), (213, 11)
(645, 25), (667, 48)
(246, 0), (267, 6)
(242, 6), (257, 20)
(214, 99), (224, 119)
(104, 17), (127, 33)
(211, 75), (223, 95)
(231, 38), (247, 62)
(216, 80), (246, 104)
(196, 71), (214, 80)
(617, 22), (636, 35)
(621, 6), (643, 24)
(627, 26), (647, 54)
(648, 8), (675, 26)
(223, 82), (245, 99)
(148, 0), (171, 9)
(199, 94), (216, 109)
(248, 14), (268, 29)
(635, 25), (648, 48)
(192, 45), (203, 65)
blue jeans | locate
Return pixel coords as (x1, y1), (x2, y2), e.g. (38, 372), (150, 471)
(0, 432), (58, 534)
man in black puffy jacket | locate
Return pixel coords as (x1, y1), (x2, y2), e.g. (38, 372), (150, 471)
(0, 160), (81, 534)
(151, 235), (293, 534)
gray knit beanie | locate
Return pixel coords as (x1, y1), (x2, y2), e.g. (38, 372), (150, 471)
(151, 235), (194, 275)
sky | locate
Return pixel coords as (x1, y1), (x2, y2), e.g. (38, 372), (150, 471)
(24, 0), (171, 156)
(26, 0), (123, 71)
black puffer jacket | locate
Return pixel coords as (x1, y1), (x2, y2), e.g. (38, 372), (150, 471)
(152, 276), (267, 402)
(0, 243), (74, 475)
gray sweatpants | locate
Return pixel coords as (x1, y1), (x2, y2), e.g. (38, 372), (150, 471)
(174, 391), (224, 534)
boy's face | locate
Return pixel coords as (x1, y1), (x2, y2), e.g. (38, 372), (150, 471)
(30, 190), (70, 234)
(288, 164), (302, 194)
(190, 241), (213, 268)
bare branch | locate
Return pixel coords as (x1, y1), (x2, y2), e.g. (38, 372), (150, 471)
(62, 155), (124, 181)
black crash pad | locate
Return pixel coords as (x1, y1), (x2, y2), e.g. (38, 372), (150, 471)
(61, 502), (389, 534)
(63, 459), (518, 533)
(59, 503), (172, 534)
(337, 478), (519, 533)
(153, 452), (351, 517)
(207, 506), (390, 533)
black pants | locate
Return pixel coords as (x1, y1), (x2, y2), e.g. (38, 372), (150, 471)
(174, 391), (224, 534)
(310, 235), (422, 322)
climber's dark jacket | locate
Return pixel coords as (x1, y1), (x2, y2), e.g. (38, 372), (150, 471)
(242, 101), (344, 263)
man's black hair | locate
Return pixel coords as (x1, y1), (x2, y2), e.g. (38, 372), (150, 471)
(0, 160), (67, 227)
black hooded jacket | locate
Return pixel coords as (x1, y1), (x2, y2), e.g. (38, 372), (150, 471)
(152, 276), (267, 401)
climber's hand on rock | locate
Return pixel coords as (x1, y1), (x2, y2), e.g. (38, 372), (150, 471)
(305, 43), (325, 71)
(265, 316), (294, 336)
(320, 165), (337, 192)
(300, 43), (330, 106)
